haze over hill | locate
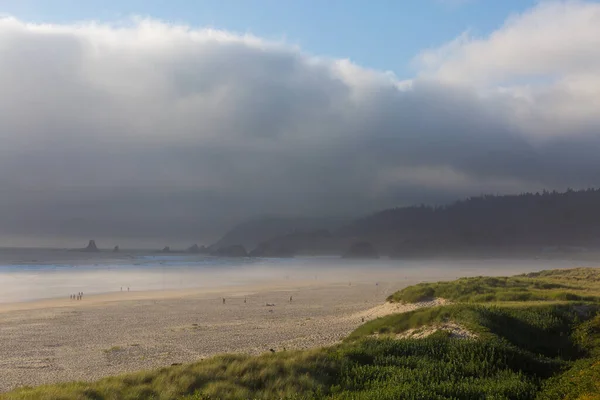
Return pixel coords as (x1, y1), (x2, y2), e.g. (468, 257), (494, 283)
(212, 188), (600, 257)
(1, 1), (600, 247)
(209, 216), (347, 250)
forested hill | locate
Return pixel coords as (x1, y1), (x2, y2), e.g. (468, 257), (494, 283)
(339, 188), (600, 255)
(209, 216), (347, 251)
(212, 189), (600, 256)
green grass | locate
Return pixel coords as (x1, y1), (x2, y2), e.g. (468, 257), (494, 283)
(351, 302), (600, 360)
(536, 314), (600, 400)
(4, 267), (600, 400)
(386, 267), (600, 304)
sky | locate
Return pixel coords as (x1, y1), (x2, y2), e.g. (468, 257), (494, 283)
(0, 0), (539, 78)
(0, 0), (600, 247)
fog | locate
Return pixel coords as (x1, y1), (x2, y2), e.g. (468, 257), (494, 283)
(1, 2), (600, 246)
(0, 249), (585, 303)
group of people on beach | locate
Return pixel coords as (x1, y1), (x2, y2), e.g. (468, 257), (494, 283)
(70, 292), (83, 300)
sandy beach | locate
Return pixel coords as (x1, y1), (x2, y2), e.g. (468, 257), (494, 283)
(0, 278), (426, 392)
(0, 256), (579, 393)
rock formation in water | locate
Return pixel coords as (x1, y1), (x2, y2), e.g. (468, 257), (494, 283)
(213, 244), (248, 257)
(187, 244), (200, 253)
(113, 245), (120, 253)
(187, 244), (208, 254)
(82, 240), (99, 252)
(342, 241), (379, 259)
(161, 246), (171, 253)
(249, 242), (295, 258)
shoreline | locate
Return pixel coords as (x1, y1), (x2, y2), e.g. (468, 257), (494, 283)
(0, 279), (343, 314)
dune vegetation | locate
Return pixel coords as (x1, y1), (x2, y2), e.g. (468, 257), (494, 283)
(3, 268), (600, 400)
(386, 267), (600, 304)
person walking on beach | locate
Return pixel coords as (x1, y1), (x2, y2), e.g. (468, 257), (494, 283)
(289, 295), (293, 303)
(244, 297), (247, 303)
(222, 298), (226, 304)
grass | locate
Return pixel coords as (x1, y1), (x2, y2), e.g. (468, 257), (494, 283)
(3, 350), (334, 400)
(2, 336), (557, 400)
(537, 314), (600, 400)
(386, 267), (600, 304)
(4, 267), (600, 400)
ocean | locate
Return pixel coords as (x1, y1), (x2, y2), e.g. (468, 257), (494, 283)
(0, 248), (583, 303)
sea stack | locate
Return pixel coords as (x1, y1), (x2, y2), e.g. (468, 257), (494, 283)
(113, 245), (120, 253)
(187, 244), (200, 253)
(83, 240), (99, 252)
(161, 246), (171, 253)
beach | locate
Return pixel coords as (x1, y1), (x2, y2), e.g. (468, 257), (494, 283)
(0, 254), (581, 392)
(0, 279), (416, 392)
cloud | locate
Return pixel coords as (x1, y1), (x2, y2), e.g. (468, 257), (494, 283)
(0, 2), (599, 246)
(417, 1), (600, 85)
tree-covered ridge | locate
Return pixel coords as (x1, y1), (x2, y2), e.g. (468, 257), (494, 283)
(340, 188), (600, 255)
(233, 188), (600, 257)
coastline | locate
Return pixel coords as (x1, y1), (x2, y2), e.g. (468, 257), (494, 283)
(0, 279), (329, 314)
(0, 259), (585, 392)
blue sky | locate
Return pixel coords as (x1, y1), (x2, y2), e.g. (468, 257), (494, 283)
(0, 0), (538, 79)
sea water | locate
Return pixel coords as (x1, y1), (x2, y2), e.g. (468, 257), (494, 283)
(0, 248), (584, 303)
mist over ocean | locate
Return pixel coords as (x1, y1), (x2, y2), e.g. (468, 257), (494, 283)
(0, 248), (582, 303)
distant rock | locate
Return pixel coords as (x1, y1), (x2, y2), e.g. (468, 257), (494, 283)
(113, 245), (120, 253)
(249, 242), (294, 258)
(187, 244), (200, 253)
(187, 244), (208, 254)
(161, 246), (171, 253)
(82, 240), (99, 252)
(213, 244), (248, 257)
(342, 241), (379, 259)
